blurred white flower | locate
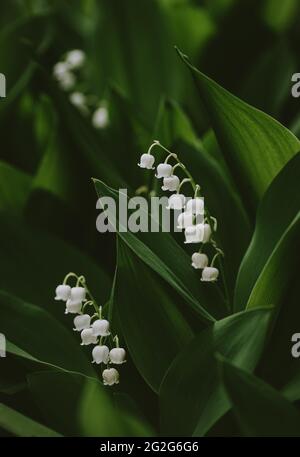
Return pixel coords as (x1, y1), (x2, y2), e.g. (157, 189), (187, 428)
(92, 319), (110, 337)
(53, 62), (70, 78)
(186, 198), (204, 215)
(102, 368), (119, 386)
(155, 163), (172, 178)
(80, 328), (98, 345)
(162, 175), (180, 191)
(57, 71), (75, 91)
(184, 224), (204, 244)
(177, 211), (193, 229)
(73, 314), (91, 331)
(191, 253), (208, 269)
(201, 267), (219, 282)
(65, 49), (86, 69)
(138, 153), (155, 169)
(92, 345), (109, 364)
(109, 348), (126, 365)
(92, 106), (109, 129)
(55, 284), (71, 301)
(69, 92), (87, 112)
(167, 194), (186, 210)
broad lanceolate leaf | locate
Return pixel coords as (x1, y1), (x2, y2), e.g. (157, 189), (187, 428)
(219, 358), (300, 437)
(234, 152), (300, 311)
(0, 215), (111, 317)
(160, 308), (271, 436)
(114, 238), (193, 392)
(0, 290), (94, 376)
(177, 48), (300, 207)
(28, 371), (153, 437)
(94, 179), (225, 324)
(0, 403), (61, 437)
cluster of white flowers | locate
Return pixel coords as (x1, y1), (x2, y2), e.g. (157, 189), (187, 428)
(54, 273), (126, 386)
(52, 49), (109, 129)
(138, 140), (224, 282)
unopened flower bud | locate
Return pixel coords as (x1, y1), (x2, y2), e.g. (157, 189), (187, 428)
(109, 348), (126, 365)
(102, 368), (119, 386)
(191, 253), (208, 269)
(203, 224), (212, 243)
(201, 267), (219, 282)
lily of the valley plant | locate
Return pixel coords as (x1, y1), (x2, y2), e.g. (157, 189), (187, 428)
(54, 272), (126, 386)
(138, 140), (225, 283)
(53, 49), (110, 129)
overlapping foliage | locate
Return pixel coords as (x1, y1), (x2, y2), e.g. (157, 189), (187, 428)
(0, 0), (300, 437)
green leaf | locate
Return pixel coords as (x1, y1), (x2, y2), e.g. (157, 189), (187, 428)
(0, 215), (110, 316)
(219, 357), (300, 437)
(0, 290), (94, 376)
(234, 152), (300, 311)
(115, 238), (193, 392)
(177, 48), (300, 206)
(160, 308), (271, 436)
(94, 179), (224, 323)
(0, 403), (61, 437)
(0, 161), (31, 215)
(28, 371), (153, 437)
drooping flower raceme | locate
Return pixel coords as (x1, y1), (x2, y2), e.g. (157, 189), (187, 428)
(137, 140), (225, 284)
(52, 50), (110, 130)
(54, 272), (126, 386)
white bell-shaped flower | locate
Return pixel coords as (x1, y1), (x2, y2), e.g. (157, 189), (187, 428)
(186, 197), (204, 215)
(102, 368), (119, 386)
(65, 49), (86, 69)
(70, 287), (86, 303)
(201, 267), (219, 282)
(177, 211), (193, 229)
(109, 348), (126, 365)
(92, 106), (109, 129)
(203, 223), (212, 243)
(69, 92), (86, 108)
(92, 319), (110, 337)
(57, 71), (75, 90)
(167, 194), (186, 210)
(80, 328), (98, 345)
(184, 224), (204, 244)
(65, 299), (82, 314)
(191, 253), (208, 269)
(155, 163), (172, 179)
(73, 314), (91, 331)
(138, 153), (155, 169)
(92, 345), (109, 364)
(53, 62), (70, 78)
(161, 175), (180, 192)
(55, 284), (71, 301)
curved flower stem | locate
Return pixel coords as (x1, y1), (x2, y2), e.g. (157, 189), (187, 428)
(63, 272), (78, 285)
(113, 335), (120, 348)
